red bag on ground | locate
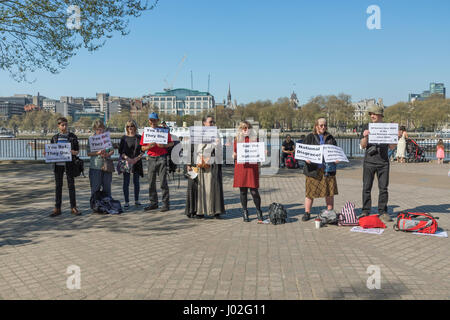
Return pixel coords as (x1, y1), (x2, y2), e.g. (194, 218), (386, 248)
(359, 215), (386, 229)
(394, 212), (438, 234)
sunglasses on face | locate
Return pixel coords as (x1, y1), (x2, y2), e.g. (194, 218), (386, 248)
(126, 126), (135, 128)
(318, 124), (327, 127)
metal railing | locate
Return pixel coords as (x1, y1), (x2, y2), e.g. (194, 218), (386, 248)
(0, 137), (448, 161)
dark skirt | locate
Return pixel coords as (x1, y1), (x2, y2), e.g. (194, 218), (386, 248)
(305, 168), (338, 199)
(185, 177), (198, 217)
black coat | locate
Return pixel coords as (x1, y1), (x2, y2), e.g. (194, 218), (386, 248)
(50, 132), (79, 175)
(118, 134), (144, 177)
(302, 133), (337, 178)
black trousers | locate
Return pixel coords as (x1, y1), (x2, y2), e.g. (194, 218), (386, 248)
(55, 165), (76, 209)
(362, 163), (389, 214)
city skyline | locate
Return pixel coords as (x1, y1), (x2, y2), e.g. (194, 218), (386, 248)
(1, 0), (450, 106)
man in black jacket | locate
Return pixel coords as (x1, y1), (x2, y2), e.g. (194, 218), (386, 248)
(360, 105), (396, 222)
(49, 117), (81, 217)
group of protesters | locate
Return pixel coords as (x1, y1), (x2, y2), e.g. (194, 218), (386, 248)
(48, 104), (397, 224)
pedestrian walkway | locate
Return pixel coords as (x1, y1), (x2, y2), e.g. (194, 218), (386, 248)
(0, 161), (449, 299)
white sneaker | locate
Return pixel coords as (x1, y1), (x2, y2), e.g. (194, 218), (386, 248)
(124, 202), (129, 209)
(135, 201), (142, 206)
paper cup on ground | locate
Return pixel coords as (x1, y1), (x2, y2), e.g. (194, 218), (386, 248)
(315, 218), (321, 229)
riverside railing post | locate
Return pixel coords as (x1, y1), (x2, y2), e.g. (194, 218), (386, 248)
(34, 139), (37, 160)
(350, 138), (353, 158)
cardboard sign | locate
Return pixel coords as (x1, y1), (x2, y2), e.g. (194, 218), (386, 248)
(45, 143), (72, 163)
(237, 142), (265, 163)
(294, 143), (323, 164)
(323, 145), (349, 163)
(189, 126), (218, 144)
(143, 127), (169, 144)
(89, 132), (113, 152)
(368, 123), (398, 144)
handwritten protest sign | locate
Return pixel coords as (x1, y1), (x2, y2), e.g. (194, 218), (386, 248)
(323, 145), (349, 163)
(189, 126), (218, 144)
(368, 123), (398, 144)
(294, 143), (323, 164)
(143, 127), (169, 144)
(89, 131), (113, 152)
(45, 143), (72, 163)
(237, 142), (265, 163)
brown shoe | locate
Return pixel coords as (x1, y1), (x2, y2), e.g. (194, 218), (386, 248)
(50, 208), (61, 217)
(71, 207), (81, 216)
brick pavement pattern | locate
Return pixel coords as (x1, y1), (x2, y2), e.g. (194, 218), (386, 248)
(0, 161), (449, 300)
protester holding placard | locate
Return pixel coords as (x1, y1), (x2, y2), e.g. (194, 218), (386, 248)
(233, 121), (264, 223)
(140, 112), (174, 212)
(192, 115), (226, 219)
(87, 120), (115, 203)
(119, 120), (144, 209)
(49, 117), (80, 217)
(360, 105), (397, 222)
(301, 117), (339, 222)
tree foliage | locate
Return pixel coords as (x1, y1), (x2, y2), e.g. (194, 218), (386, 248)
(0, 0), (158, 81)
(384, 96), (450, 131)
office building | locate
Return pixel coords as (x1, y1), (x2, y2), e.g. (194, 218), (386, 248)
(144, 88), (215, 116)
(352, 98), (384, 125)
(409, 82), (446, 102)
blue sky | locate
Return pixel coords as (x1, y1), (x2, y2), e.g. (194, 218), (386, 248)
(1, 0), (450, 106)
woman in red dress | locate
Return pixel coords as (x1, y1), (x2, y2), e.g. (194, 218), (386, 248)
(233, 121), (263, 223)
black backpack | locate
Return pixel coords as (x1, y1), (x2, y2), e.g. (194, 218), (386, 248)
(72, 156), (84, 177)
(268, 202), (288, 225)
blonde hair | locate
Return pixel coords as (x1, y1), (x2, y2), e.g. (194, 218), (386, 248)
(312, 117), (329, 135)
(125, 120), (138, 135)
(236, 120), (257, 142)
(92, 119), (105, 131)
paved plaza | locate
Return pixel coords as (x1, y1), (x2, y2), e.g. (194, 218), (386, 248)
(0, 160), (449, 300)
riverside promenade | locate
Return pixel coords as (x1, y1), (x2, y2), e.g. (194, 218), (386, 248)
(0, 160), (449, 300)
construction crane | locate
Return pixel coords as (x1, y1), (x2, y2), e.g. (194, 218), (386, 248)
(163, 55), (187, 91)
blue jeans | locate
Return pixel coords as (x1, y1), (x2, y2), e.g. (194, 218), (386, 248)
(89, 168), (112, 197)
(123, 172), (140, 203)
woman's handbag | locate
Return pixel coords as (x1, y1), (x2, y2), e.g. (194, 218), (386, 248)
(102, 157), (115, 173)
(117, 156), (131, 174)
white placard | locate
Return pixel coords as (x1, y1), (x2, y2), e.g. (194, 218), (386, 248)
(237, 142), (265, 163)
(294, 143), (323, 164)
(368, 123), (398, 144)
(143, 127), (169, 144)
(189, 126), (218, 144)
(89, 132), (113, 152)
(45, 143), (72, 163)
(323, 145), (349, 163)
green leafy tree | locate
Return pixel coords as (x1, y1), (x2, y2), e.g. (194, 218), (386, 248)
(0, 0), (159, 81)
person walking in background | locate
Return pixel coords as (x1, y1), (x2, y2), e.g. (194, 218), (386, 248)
(301, 117), (339, 222)
(119, 120), (144, 209)
(396, 126), (408, 163)
(49, 117), (81, 217)
(233, 121), (264, 223)
(436, 139), (445, 164)
(87, 120), (114, 201)
(140, 112), (174, 212)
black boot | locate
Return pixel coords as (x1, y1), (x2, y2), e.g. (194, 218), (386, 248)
(256, 209), (264, 222)
(242, 209), (250, 222)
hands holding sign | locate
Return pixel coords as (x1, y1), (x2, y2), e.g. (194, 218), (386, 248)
(295, 143), (348, 164)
